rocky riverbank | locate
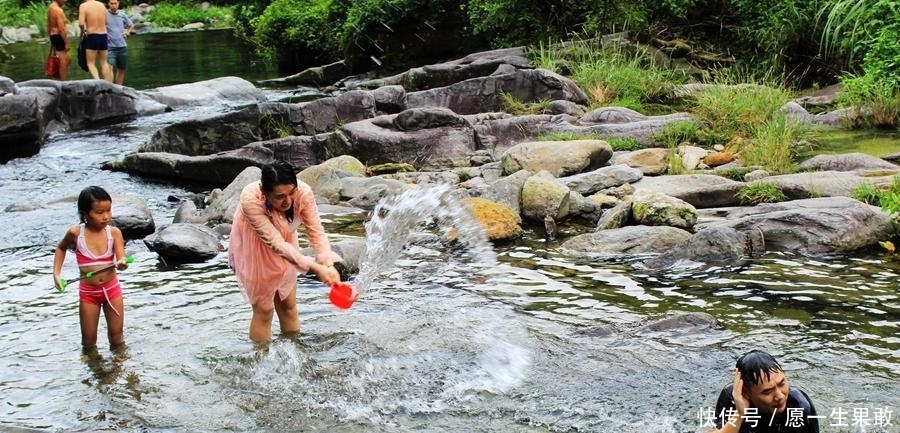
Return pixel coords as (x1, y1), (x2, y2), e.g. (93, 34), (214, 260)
(1, 45), (898, 272)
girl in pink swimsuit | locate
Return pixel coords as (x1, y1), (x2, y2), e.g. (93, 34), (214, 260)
(53, 186), (129, 350)
(229, 160), (342, 342)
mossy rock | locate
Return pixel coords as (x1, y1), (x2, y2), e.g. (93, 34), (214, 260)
(460, 197), (523, 241)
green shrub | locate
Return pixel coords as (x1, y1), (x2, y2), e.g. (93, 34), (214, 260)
(0, 0), (30, 27)
(851, 181), (884, 205)
(251, 0), (345, 66)
(608, 137), (642, 151)
(147, 3), (233, 28)
(854, 177), (900, 226)
(835, 22), (900, 128)
(737, 182), (788, 205)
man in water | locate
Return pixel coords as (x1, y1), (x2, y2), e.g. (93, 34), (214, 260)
(708, 350), (819, 433)
(105, 0), (134, 85)
(78, 0), (112, 81)
(46, 0), (70, 80)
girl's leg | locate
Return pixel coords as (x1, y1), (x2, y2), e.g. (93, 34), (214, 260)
(273, 288), (300, 336)
(103, 297), (125, 348)
(79, 301), (102, 349)
(249, 303), (275, 342)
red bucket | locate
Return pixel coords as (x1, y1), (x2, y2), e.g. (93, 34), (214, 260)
(329, 282), (359, 309)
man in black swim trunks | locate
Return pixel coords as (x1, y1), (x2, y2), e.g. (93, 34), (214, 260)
(708, 350), (820, 433)
(46, 0), (70, 80)
(78, 0), (112, 81)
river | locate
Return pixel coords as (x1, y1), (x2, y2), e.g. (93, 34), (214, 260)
(0, 28), (278, 90)
(1, 30), (898, 433)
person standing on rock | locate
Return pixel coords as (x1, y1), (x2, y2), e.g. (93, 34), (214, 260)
(78, 0), (112, 81)
(105, 0), (133, 85)
(46, 0), (70, 80)
(228, 160), (343, 343)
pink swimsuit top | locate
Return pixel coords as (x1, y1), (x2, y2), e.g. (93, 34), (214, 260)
(75, 224), (115, 267)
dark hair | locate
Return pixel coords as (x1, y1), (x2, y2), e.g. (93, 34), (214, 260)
(260, 160), (297, 222)
(77, 186), (112, 223)
(736, 350), (783, 387)
(260, 160), (297, 193)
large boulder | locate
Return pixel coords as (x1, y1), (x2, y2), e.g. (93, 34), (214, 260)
(144, 223), (223, 264)
(139, 105), (262, 156)
(700, 197), (896, 255)
(798, 152), (899, 172)
(44, 79), (138, 128)
(459, 197), (522, 241)
(642, 226), (762, 270)
(631, 191), (697, 230)
(104, 143), (276, 186)
(500, 140), (613, 177)
(560, 225), (692, 258)
(353, 47), (532, 91)
(111, 194), (155, 240)
(139, 76), (266, 109)
(521, 170), (572, 222)
(326, 107), (477, 170)
(0, 86), (54, 162)
(260, 90), (378, 136)
(560, 164), (644, 195)
(407, 68), (588, 115)
(632, 174), (746, 208)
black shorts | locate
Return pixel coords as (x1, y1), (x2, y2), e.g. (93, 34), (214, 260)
(50, 34), (66, 51)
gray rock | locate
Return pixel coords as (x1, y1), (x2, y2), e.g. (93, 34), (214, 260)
(798, 152), (899, 172)
(140, 76), (266, 109)
(701, 197), (895, 255)
(560, 164), (643, 195)
(111, 194), (155, 240)
(560, 225), (692, 258)
(144, 223), (223, 264)
(642, 226), (750, 269)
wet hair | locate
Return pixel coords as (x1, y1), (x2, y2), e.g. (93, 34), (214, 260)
(260, 160), (297, 222)
(736, 350), (783, 387)
(77, 186), (112, 223)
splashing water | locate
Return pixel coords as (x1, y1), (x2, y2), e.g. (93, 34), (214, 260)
(353, 185), (498, 292)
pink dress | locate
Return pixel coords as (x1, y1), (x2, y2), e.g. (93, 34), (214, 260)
(229, 180), (341, 308)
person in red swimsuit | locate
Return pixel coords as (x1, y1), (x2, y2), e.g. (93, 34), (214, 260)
(53, 186), (129, 350)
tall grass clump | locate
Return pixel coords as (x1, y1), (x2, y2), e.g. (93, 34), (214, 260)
(531, 37), (684, 112)
(500, 92), (550, 115)
(741, 114), (809, 174)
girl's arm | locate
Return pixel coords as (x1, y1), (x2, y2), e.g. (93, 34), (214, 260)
(294, 183), (342, 267)
(112, 227), (128, 270)
(52, 226), (77, 290)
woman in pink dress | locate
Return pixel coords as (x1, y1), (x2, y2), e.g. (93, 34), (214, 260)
(229, 161), (342, 342)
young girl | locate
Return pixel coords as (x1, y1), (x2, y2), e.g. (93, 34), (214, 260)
(53, 186), (129, 350)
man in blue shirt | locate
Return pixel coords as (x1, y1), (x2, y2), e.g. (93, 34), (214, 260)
(106, 0), (134, 85)
(710, 350), (820, 433)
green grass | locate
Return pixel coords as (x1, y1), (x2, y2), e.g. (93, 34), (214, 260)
(146, 3), (233, 28)
(741, 114), (809, 174)
(737, 182), (788, 205)
(500, 92), (551, 115)
(537, 132), (599, 141)
(528, 37), (686, 112)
